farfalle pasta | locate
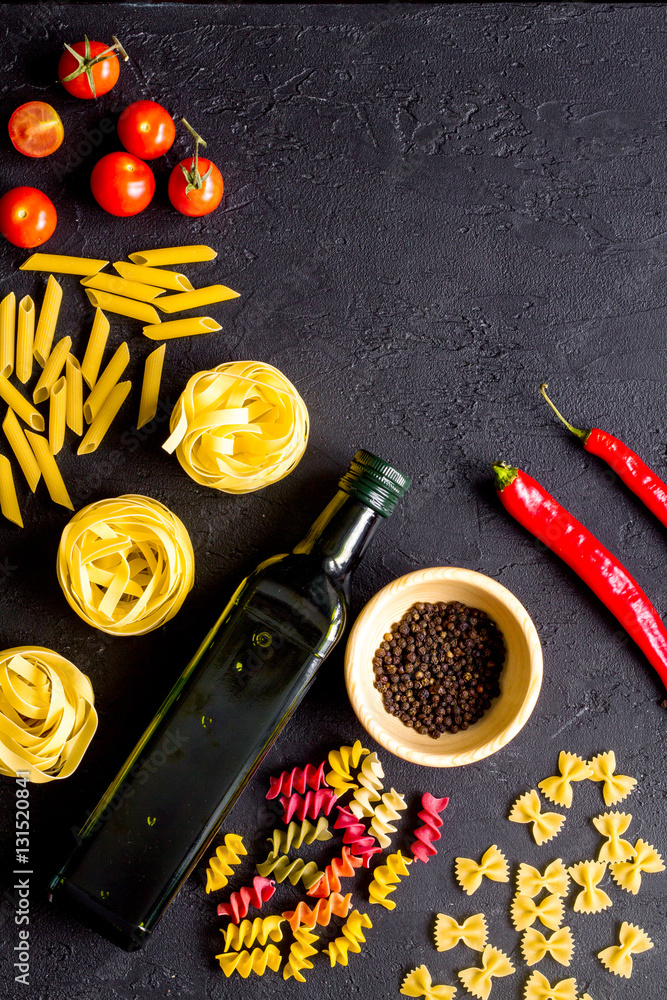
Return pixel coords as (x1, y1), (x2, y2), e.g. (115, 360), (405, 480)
(368, 849), (412, 909)
(266, 816), (331, 855)
(434, 912), (487, 952)
(57, 495), (195, 636)
(282, 892), (352, 931)
(368, 787), (407, 848)
(348, 750), (384, 818)
(597, 921), (653, 978)
(216, 944), (281, 978)
(162, 360), (309, 493)
(221, 915), (285, 951)
(283, 926), (318, 982)
(538, 752), (593, 808)
(458, 944), (514, 1000)
(567, 861), (611, 914)
(588, 751), (636, 806)
(410, 792), (449, 862)
(517, 860), (569, 898)
(326, 909), (372, 967)
(400, 965), (457, 1000)
(0, 646), (97, 783)
(508, 790), (565, 845)
(455, 845), (509, 895)
(609, 838), (665, 894)
(521, 926), (574, 967)
(206, 833), (247, 892)
(524, 970), (577, 1000)
(255, 852), (323, 890)
(510, 893), (564, 932)
(326, 739), (368, 796)
(592, 810), (633, 863)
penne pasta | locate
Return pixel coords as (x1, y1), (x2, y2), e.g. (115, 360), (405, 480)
(84, 289), (160, 325)
(78, 381), (131, 456)
(137, 343), (166, 429)
(3, 408), (41, 492)
(0, 454), (22, 527)
(128, 245), (216, 267)
(20, 253), (108, 275)
(154, 284), (240, 313)
(0, 292), (16, 378)
(34, 275), (63, 367)
(81, 308), (110, 389)
(113, 261), (194, 291)
(142, 317), (221, 341)
(49, 376), (67, 455)
(0, 374), (44, 431)
(25, 430), (73, 509)
(81, 272), (165, 302)
(83, 342), (130, 424)
(33, 336), (72, 404)
(66, 355), (83, 436)
(15, 296), (35, 384)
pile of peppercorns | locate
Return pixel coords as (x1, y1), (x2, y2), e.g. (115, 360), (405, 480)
(372, 600), (505, 739)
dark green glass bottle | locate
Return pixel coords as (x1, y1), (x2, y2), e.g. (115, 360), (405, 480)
(49, 450), (409, 950)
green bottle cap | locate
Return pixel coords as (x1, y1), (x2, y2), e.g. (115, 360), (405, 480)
(338, 449), (410, 517)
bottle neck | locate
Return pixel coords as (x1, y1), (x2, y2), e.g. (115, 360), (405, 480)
(292, 490), (380, 583)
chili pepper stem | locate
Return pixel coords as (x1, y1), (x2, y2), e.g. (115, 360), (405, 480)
(540, 383), (590, 442)
(492, 461), (519, 491)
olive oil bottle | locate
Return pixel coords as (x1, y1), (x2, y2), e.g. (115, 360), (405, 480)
(49, 450), (409, 950)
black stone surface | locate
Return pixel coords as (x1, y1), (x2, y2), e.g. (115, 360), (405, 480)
(0, 3), (665, 998)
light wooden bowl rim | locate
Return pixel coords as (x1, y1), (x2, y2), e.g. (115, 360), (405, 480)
(344, 566), (543, 767)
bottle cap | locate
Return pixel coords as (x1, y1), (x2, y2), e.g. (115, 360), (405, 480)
(338, 449), (410, 517)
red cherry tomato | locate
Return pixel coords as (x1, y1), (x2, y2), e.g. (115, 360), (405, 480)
(117, 101), (175, 160)
(8, 102), (64, 158)
(0, 187), (57, 248)
(58, 36), (125, 99)
(168, 156), (223, 217)
(90, 152), (155, 217)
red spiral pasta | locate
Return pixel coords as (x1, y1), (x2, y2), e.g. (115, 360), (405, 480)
(409, 792), (449, 862)
(334, 807), (382, 866)
(307, 846), (364, 898)
(280, 788), (337, 824)
(216, 876), (276, 921)
(282, 892), (353, 931)
(267, 761), (328, 800)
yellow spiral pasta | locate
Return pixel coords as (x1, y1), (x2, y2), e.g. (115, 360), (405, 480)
(162, 361), (309, 494)
(283, 926), (319, 982)
(0, 646), (97, 783)
(216, 944), (281, 978)
(57, 495), (195, 636)
(206, 833), (247, 892)
(222, 915), (285, 952)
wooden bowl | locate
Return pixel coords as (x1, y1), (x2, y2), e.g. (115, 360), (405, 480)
(344, 567), (543, 767)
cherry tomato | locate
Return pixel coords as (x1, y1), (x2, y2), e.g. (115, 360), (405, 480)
(168, 156), (223, 217)
(58, 36), (126, 99)
(90, 152), (155, 217)
(117, 100), (175, 160)
(0, 187), (57, 248)
(8, 102), (64, 158)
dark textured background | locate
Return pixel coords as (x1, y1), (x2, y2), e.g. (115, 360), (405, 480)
(1, 3), (666, 998)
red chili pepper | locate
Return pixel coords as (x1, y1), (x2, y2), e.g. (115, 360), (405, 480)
(541, 383), (667, 529)
(493, 461), (667, 693)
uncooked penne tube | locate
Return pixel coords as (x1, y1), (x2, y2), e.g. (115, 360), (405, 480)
(113, 262), (194, 291)
(33, 336), (72, 404)
(0, 292), (16, 378)
(142, 317), (221, 341)
(34, 275), (63, 367)
(78, 381), (131, 456)
(0, 374), (44, 431)
(84, 289), (160, 325)
(0, 454), (22, 527)
(83, 342), (130, 424)
(20, 253), (108, 275)
(66, 355), (83, 436)
(137, 343), (166, 429)
(81, 273), (165, 302)
(25, 430), (73, 509)
(155, 284), (239, 313)
(3, 408), (41, 492)
(128, 245), (216, 267)
(49, 376), (67, 455)
(81, 309), (110, 389)
(15, 296), (35, 384)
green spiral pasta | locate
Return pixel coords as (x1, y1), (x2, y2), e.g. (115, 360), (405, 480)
(256, 852), (323, 890)
(267, 816), (332, 855)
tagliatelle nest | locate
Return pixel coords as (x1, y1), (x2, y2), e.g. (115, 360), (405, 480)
(162, 361), (309, 494)
(57, 494), (195, 636)
(0, 646), (98, 782)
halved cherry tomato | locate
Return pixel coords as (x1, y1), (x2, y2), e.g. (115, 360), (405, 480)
(168, 119), (223, 217)
(90, 152), (155, 217)
(117, 100), (175, 160)
(8, 102), (64, 158)
(58, 36), (127, 100)
(0, 187), (57, 248)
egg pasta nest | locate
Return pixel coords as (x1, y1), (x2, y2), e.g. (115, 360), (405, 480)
(57, 494), (195, 636)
